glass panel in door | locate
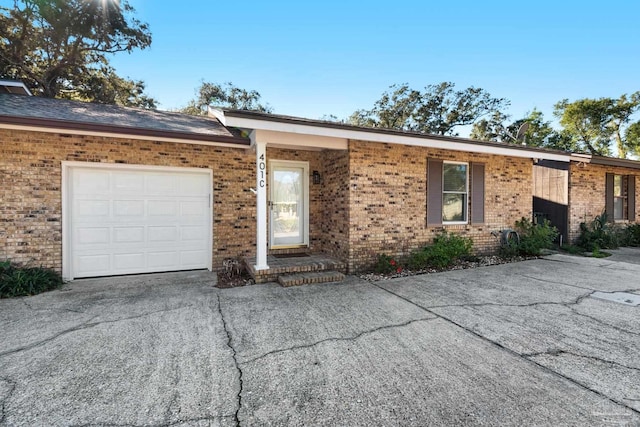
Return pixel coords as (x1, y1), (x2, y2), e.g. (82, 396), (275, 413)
(270, 164), (307, 247)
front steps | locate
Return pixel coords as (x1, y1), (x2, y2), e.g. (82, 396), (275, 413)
(278, 270), (345, 287)
(244, 253), (346, 285)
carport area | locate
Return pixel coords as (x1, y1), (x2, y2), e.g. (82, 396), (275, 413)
(1, 250), (640, 426)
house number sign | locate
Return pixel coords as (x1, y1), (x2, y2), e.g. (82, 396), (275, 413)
(258, 153), (266, 188)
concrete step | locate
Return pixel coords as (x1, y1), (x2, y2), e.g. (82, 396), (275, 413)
(278, 270), (345, 287)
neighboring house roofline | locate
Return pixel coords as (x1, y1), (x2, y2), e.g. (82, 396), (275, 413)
(589, 155), (640, 170)
(0, 114), (251, 147)
(0, 79), (32, 96)
(212, 108), (573, 162)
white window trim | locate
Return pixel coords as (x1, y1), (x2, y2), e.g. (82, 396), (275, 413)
(442, 161), (469, 225)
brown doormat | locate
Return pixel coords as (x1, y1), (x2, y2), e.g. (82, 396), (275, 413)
(272, 253), (310, 258)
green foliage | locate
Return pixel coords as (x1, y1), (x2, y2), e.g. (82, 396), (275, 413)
(515, 217), (559, 256)
(500, 218), (558, 258)
(554, 93), (640, 158)
(576, 212), (620, 251)
(0, 260), (63, 298)
(179, 81), (273, 115)
(407, 232), (473, 270)
(620, 223), (640, 247)
(560, 244), (583, 255)
(348, 82), (509, 136)
(0, 0), (156, 107)
(374, 254), (402, 274)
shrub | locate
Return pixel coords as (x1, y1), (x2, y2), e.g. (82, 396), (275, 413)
(514, 217), (559, 256)
(576, 212), (620, 252)
(621, 223), (640, 247)
(0, 260), (64, 298)
(407, 232), (473, 270)
(375, 254), (402, 274)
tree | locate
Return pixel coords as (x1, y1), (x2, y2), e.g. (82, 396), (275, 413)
(554, 93), (640, 157)
(180, 81), (272, 115)
(349, 82), (509, 136)
(0, 0), (156, 107)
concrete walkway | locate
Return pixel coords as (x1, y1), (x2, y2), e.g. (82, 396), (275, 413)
(1, 250), (640, 426)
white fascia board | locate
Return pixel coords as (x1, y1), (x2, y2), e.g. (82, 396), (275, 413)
(223, 115), (571, 162)
(255, 129), (347, 150)
(0, 123), (250, 149)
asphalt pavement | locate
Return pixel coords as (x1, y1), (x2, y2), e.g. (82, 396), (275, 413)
(1, 249), (639, 426)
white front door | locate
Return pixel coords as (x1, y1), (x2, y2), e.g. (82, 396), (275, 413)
(269, 160), (309, 248)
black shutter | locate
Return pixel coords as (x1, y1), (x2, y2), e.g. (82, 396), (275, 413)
(628, 175), (636, 222)
(427, 159), (443, 226)
(471, 163), (485, 224)
(605, 173), (614, 222)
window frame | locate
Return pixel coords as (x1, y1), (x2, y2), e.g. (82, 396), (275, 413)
(613, 174), (629, 221)
(442, 161), (469, 225)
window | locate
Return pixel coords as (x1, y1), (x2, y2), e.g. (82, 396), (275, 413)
(606, 173), (636, 223)
(442, 162), (468, 223)
(613, 174), (628, 220)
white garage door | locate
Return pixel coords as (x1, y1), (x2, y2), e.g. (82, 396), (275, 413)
(66, 164), (212, 279)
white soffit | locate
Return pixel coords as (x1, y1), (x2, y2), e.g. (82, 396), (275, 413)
(219, 113), (571, 162)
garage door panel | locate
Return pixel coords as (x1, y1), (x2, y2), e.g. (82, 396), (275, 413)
(180, 200), (208, 216)
(148, 251), (180, 268)
(69, 166), (211, 278)
(148, 200), (178, 217)
(113, 200), (145, 217)
(179, 174), (210, 195)
(181, 250), (208, 267)
(76, 227), (110, 245)
(113, 253), (146, 271)
(75, 254), (110, 275)
(146, 174), (177, 194)
(75, 200), (110, 218)
(148, 226), (179, 242)
(74, 170), (109, 194)
(181, 225), (208, 242)
(113, 227), (145, 243)
(113, 173), (144, 192)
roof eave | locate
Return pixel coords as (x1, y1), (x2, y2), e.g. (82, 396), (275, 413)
(0, 114), (251, 147)
(218, 109), (572, 162)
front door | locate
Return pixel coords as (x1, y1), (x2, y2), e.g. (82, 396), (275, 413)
(269, 160), (309, 248)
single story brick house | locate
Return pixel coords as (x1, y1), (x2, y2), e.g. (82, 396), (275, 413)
(1, 89), (638, 282)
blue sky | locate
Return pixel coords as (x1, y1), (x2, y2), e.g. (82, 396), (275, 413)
(93, 1), (640, 130)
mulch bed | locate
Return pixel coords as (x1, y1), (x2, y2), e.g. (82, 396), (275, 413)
(358, 255), (536, 282)
(215, 271), (255, 289)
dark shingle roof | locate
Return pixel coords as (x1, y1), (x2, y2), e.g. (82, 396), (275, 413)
(0, 94), (249, 145)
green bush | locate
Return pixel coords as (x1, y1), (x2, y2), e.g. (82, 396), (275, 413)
(407, 232), (473, 270)
(576, 212), (620, 252)
(374, 254), (402, 274)
(0, 260), (63, 298)
(515, 217), (559, 256)
(621, 223), (640, 247)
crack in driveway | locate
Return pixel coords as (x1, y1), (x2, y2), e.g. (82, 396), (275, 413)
(241, 317), (439, 366)
(368, 281), (640, 416)
(0, 377), (17, 425)
(216, 294), (243, 427)
(523, 349), (640, 373)
(68, 414), (236, 427)
(0, 305), (194, 359)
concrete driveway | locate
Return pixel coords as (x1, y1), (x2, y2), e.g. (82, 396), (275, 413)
(1, 250), (640, 426)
